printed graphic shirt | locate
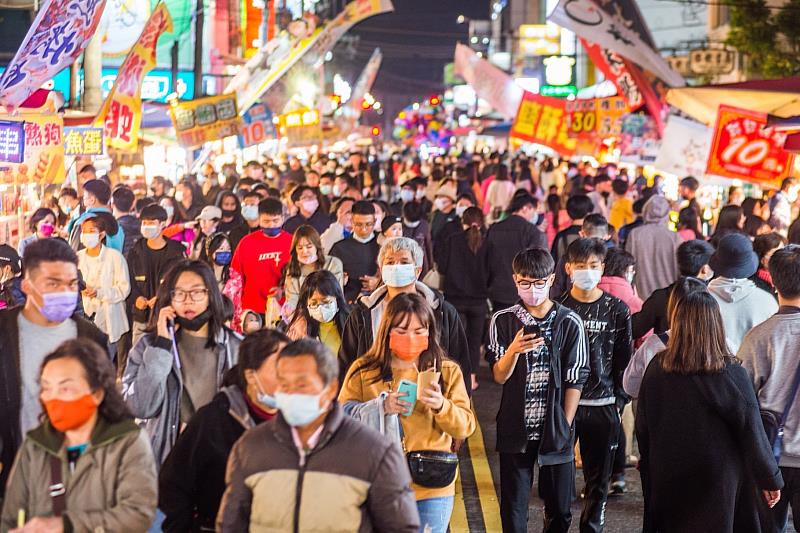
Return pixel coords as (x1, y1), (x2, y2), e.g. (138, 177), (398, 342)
(559, 291), (632, 405)
(230, 230), (292, 313)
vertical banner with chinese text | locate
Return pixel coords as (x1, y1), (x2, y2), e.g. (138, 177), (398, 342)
(511, 91), (576, 156)
(706, 105), (794, 188)
(0, 0), (107, 109)
(94, 3), (172, 151)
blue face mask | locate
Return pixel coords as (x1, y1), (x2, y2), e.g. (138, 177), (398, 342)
(214, 251), (232, 266)
(242, 205), (259, 221)
(275, 391), (328, 427)
(254, 375), (278, 409)
(381, 264), (417, 288)
(262, 227), (282, 237)
(343, 229), (353, 239)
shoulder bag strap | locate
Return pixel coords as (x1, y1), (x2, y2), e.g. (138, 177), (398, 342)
(49, 455), (66, 516)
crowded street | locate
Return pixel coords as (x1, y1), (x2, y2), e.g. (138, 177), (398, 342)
(2, 0), (800, 532)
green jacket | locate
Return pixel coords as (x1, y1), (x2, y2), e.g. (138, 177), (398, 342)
(0, 417), (157, 533)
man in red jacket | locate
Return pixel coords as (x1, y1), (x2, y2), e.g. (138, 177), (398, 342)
(230, 198), (292, 314)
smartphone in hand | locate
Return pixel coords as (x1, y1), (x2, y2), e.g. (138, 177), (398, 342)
(397, 379), (418, 417)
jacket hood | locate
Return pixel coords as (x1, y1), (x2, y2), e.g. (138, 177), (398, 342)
(28, 416), (140, 455)
(642, 195), (671, 224)
(359, 281), (442, 311)
(222, 385), (256, 430)
(708, 277), (758, 303)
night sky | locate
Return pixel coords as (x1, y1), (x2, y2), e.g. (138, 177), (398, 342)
(340, 0), (488, 127)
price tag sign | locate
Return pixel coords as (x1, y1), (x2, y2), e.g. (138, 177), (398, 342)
(0, 121), (25, 163)
(706, 105), (794, 187)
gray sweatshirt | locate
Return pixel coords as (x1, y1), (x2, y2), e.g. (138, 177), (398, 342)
(709, 277), (778, 354)
(739, 310), (800, 468)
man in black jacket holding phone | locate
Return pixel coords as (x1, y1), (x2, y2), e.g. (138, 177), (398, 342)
(487, 248), (589, 533)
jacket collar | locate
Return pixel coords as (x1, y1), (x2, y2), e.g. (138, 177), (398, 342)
(360, 281), (441, 311)
(222, 385), (256, 430)
(274, 401), (345, 451)
(28, 416), (139, 455)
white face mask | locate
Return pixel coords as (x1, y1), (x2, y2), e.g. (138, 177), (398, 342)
(299, 199), (319, 214)
(415, 189), (426, 200)
(80, 232), (101, 249)
(400, 189), (414, 203)
(174, 190), (184, 203)
(571, 269), (602, 291)
(242, 205), (259, 221)
(309, 300), (338, 323)
(141, 224), (160, 240)
(434, 198), (449, 212)
(353, 232), (375, 244)
(455, 205), (468, 217)
(298, 252), (318, 265)
(381, 264), (417, 288)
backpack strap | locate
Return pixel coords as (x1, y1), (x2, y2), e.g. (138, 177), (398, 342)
(656, 332), (669, 346)
(49, 455), (66, 516)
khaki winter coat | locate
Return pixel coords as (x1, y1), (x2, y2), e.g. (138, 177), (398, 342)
(0, 417), (157, 533)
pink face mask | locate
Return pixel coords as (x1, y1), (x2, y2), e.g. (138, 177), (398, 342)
(39, 223), (55, 237)
(518, 284), (549, 307)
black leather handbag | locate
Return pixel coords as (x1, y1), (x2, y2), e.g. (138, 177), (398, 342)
(406, 450), (459, 488)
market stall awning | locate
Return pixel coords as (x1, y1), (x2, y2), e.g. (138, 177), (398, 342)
(667, 77), (800, 125)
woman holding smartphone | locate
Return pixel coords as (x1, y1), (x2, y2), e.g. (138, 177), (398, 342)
(339, 293), (476, 533)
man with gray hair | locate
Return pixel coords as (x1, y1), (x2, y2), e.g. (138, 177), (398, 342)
(217, 338), (419, 531)
(339, 237), (472, 390)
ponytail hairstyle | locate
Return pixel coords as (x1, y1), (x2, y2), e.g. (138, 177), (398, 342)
(462, 206), (485, 254)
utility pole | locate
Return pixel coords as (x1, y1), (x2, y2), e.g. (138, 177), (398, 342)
(193, 0), (204, 99)
(171, 41), (179, 95)
(83, 31), (103, 113)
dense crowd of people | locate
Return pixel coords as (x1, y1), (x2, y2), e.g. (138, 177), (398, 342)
(0, 152), (799, 532)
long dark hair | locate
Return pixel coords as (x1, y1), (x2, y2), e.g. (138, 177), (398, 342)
(660, 289), (729, 375)
(547, 193), (561, 232)
(677, 207), (702, 239)
(710, 204), (744, 245)
(288, 270), (350, 338)
(356, 293), (448, 384)
(159, 196), (185, 224)
(148, 259), (228, 347)
(281, 225), (327, 285)
(462, 206), (485, 254)
(41, 339), (132, 424)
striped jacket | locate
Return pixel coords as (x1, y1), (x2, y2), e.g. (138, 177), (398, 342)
(487, 302), (590, 461)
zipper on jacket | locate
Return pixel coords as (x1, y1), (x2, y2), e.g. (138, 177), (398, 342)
(293, 460), (307, 533)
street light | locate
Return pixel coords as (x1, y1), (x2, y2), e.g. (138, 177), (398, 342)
(457, 14), (465, 24)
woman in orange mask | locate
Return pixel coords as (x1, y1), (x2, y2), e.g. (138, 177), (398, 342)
(1, 339), (157, 533)
(339, 292), (476, 533)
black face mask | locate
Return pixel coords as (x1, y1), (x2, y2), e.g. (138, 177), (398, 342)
(221, 209), (237, 218)
(176, 309), (212, 331)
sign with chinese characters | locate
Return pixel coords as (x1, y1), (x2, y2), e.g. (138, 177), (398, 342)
(170, 94), (241, 149)
(581, 39), (643, 111)
(95, 3), (173, 152)
(518, 24), (561, 57)
(0, 122), (25, 163)
(238, 103), (275, 148)
(0, 0), (107, 109)
(510, 91), (576, 156)
(63, 127), (104, 156)
(566, 96), (628, 139)
(549, 0), (683, 87)
(0, 113), (65, 185)
(706, 105), (794, 187)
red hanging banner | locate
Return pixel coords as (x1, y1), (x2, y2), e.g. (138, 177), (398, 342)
(511, 91), (576, 156)
(706, 105), (794, 187)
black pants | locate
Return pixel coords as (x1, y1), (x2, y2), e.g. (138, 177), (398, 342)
(454, 303), (487, 376)
(576, 404), (621, 533)
(612, 405), (627, 477)
(759, 465), (800, 533)
(499, 440), (575, 533)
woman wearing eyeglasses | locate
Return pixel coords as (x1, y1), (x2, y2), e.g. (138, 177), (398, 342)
(122, 260), (241, 465)
(286, 270), (351, 381)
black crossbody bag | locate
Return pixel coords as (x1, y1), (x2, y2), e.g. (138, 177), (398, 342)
(403, 360), (459, 488)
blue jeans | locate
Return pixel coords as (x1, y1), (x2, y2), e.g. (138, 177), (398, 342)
(416, 496), (454, 533)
